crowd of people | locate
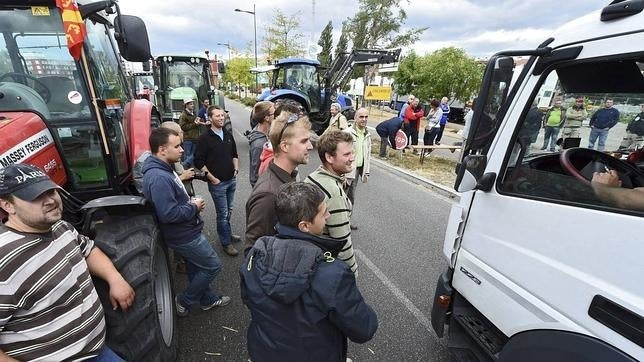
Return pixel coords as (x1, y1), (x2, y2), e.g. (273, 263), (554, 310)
(0, 97), (379, 361)
(1, 93), (641, 361)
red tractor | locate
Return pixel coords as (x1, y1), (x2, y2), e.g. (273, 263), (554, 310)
(0, 1), (176, 360)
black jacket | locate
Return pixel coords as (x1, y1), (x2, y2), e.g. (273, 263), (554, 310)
(240, 224), (378, 362)
(194, 128), (238, 181)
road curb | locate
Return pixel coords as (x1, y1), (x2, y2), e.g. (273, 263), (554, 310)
(371, 158), (460, 200)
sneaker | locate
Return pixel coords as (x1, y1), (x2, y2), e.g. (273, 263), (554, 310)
(350, 224), (358, 230)
(435, 141), (441, 145)
(175, 296), (189, 317)
(201, 295), (231, 310)
(223, 244), (239, 256)
(231, 235), (242, 243)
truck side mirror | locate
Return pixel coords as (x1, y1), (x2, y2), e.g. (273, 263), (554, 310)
(114, 15), (151, 62)
(455, 155), (495, 193)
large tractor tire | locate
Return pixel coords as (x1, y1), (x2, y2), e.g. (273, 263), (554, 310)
(92, 213), (177, 361)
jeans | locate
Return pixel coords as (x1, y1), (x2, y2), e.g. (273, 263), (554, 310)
(409, 120), (419, 146)
(588, 127), (610, 151)
(89, 345), (124, 362)
(435, 123), (446, 143)
(208, 177), (237, 246)
(424, 128), (440, 145)
(346, 166), (363, 206)
(379, 136), (389, 157)
(542, 126), (560, 151)
(182, 140), (196, 168)
(172, 233), (222, 307)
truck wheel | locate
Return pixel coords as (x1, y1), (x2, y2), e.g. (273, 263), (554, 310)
(92, 214), (177, 362)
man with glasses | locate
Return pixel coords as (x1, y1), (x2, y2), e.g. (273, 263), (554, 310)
(244, 112), (313, 253)
(195, 105), (241, 256)
(344, 108), (371, 230)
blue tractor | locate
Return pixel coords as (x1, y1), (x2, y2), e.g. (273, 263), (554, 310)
(252, 49), (401, 133)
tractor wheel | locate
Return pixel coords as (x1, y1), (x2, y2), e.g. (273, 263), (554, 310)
(92, 214), (177, 362)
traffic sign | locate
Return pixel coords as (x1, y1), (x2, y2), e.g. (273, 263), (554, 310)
(393, 129), (408, 150)
(364, 86), (392, 101)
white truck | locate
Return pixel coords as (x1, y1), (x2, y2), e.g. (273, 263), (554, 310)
(431, 1), (644, 361)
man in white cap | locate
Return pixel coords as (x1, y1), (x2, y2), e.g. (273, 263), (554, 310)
(0, 163), (134, 361)
(179, 98), (208, 168)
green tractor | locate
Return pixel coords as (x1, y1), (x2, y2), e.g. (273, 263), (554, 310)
(153, 55), (225, 121)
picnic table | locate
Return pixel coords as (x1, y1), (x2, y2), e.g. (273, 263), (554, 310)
(411, 145), (462, 164)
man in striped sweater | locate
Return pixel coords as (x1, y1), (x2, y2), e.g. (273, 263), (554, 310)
(305, 130), (358, 274)
(0, 164), (134, 361)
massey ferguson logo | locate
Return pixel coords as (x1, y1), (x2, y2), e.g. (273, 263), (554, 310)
(0, 129), (53, 169)
(14, 168), (46, 183)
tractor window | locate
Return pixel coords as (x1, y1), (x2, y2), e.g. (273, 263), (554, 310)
(84, 20), (130, 177)
(0, 7), (90, 120)
(498, 59), (644, 215)
(55, 124), (109, 189)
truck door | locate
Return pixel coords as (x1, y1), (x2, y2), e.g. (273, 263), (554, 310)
(454, 38), (644, 360)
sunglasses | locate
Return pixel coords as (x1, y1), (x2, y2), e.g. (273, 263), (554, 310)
(278, 113), (299, 142)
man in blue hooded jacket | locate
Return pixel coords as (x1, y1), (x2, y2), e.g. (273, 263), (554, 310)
(240, 182), (378, 361)
(142, 127), (230, 317)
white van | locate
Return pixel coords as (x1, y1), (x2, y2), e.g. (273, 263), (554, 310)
(431, 1), (644, 361)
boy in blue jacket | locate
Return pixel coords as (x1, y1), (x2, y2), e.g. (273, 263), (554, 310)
(240, 182), (378, 362)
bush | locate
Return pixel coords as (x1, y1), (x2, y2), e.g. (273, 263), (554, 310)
(241, 97), (257, 107)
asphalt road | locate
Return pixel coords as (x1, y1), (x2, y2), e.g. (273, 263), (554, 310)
(175, 99), (453, 361)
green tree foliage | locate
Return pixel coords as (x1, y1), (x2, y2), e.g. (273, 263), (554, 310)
(222, 57), (255, 88)
(261, 9), (305, 61)
(317, 21), (333, 66)
(346, 0), (428, 87)
(394, 47), (484, 103)
(334, 21), (349, 60)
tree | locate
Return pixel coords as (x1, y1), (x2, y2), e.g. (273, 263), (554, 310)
(222, 56), (255, 90)
(334, 21), (349, 60)
(317, 21), (333, 66)
(261, 9), (305, 61)
(346, 0), (428, 97)
(394, 47), (484, 103)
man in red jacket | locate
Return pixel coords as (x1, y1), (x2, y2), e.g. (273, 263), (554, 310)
(403, 97), (425, 149)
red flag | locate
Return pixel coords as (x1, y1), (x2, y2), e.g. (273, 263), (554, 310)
(55, 0), (87, 61)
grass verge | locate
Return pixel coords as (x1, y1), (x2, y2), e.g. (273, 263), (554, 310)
(371, 141), (458, 188)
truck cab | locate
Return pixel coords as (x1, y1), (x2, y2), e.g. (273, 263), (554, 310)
(432, 1), (644, 361)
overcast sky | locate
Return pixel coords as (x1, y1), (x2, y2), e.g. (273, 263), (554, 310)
(117, 0), (609, 61)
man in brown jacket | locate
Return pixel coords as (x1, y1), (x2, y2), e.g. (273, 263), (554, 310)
(244, 112), (313, 253)
(179, 98), (209, 168)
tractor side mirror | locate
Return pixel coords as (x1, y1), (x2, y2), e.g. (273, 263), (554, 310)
(114, 15), (151, 62)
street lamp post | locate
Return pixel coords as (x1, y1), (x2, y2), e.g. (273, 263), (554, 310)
(234, 4), (258, 93)
(216, 42), (232, 61)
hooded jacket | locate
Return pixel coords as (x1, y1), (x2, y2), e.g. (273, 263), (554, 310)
(258, 141), (274, 175)
(240, 224), (378, 362)
(248, 129), (269, 186)
(141, 155), (203, 245)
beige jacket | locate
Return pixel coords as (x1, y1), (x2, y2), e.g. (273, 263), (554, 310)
(344, 125), (371, 180)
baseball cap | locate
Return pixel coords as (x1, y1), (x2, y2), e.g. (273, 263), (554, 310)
(183, 98), (194, 105)
(0, 164), (59, 201)
(576, 97), (584, 102)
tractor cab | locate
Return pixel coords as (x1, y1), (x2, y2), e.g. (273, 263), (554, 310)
(256, 58), (323, 114)
(154, 55), (215, 121)
(0, 3), (151, 201)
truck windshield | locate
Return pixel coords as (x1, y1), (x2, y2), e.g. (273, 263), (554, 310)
(0, 6), (91, 121)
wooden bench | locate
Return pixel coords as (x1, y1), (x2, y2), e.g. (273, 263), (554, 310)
(411, 145), (462, 164)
